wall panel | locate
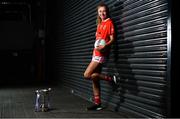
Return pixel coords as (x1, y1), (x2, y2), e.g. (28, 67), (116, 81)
(58, 0), (170, 117)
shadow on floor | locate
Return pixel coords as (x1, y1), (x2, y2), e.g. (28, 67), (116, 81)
(0, 84), (129, 118)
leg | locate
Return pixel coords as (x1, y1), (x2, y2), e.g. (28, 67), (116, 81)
(84, 61), (102, 108)
(91, 73), (112, 81)
(84, 61), (102, 79)
(84, 61), (102, 97)
(91, 64), (102, 103)
(84, 61), (112, 82)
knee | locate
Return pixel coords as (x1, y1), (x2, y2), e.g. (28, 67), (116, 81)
(91, 73), (99, 80)
(84, 72), (91, 79)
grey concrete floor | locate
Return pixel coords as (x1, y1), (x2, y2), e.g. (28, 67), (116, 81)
(0, 85), (129, 118)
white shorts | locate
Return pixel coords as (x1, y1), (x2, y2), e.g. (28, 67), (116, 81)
(92, 56), (105, 64)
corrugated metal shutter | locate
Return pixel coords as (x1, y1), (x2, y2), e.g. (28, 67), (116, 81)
(57, 0), (170, 118)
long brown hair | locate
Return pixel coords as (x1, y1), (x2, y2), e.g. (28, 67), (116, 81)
(96, 2), (110, 25)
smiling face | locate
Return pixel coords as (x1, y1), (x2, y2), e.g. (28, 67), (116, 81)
(98, 6), (107, 21)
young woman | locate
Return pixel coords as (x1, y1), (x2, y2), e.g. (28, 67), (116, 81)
(84, 2), (117, 111)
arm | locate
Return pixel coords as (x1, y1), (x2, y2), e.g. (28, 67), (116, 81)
(96, 34), (115, 52)
(106, 34), (115, 47)
(102, 21), (115, 50)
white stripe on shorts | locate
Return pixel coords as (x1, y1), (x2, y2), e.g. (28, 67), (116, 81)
(92, 56), (105, 64)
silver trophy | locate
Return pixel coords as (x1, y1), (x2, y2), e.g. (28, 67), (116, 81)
(35, 88), (51, 112)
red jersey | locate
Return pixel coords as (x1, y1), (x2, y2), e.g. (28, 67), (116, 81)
(93, 18), (115, 57)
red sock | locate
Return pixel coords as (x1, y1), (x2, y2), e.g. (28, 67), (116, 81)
(104, 75), (112, 81)
(94, 95), (101, 105)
